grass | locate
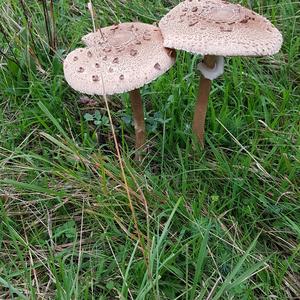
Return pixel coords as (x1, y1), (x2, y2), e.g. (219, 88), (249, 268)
(0, 0), (299, 299)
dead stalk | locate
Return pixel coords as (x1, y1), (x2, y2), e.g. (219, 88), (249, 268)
(100, 76), (147, 262)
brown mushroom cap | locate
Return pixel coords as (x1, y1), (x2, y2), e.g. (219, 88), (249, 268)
(64, 22), (175, 95)
(159, 0), (283, 56)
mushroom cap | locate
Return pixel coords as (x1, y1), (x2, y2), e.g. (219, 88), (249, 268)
(64, 22), (175, 96)
(159, 0), (283, 57)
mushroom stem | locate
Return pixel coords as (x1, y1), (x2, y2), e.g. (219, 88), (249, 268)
(129, 89), (146, 161)
(192, 55), (217, 147)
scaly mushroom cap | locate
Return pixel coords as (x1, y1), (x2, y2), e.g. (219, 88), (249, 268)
(64, 22), (175, 95)
(159, 0), (283, 56)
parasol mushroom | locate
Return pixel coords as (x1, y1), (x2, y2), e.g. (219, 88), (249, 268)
(63, 22), (175, 160)
(159, 0), (283, 146)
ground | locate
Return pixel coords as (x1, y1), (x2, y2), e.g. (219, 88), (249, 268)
(0, 0), (299, 299)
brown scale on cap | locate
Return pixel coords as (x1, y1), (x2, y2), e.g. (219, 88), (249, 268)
(189, 20), (199, 27)
(154, 63), (161, 70)
(92, 75), (99, 82)
(103, 46), (112, 53)
(220, 26), (233, 32)
(63, 23), (175, 96)
(159, 0), (283, 56)
(130, 49), (138, 56)
(116, 45), (125, 52)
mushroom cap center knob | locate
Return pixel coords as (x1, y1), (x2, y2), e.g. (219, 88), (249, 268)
(209, 6), (243, 23)
(110, 30), (135, 47)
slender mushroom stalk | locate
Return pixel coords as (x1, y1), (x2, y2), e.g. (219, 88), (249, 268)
(193, 55), (224, 145)
(192, 55), (217, 146)
(129, 89), (146, 161)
